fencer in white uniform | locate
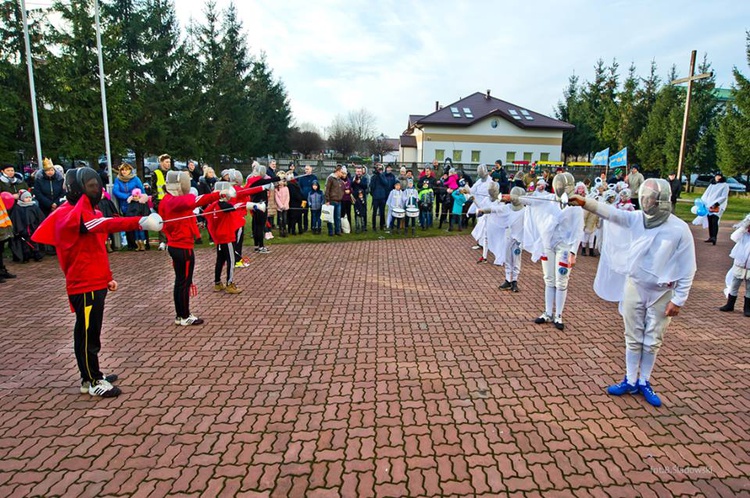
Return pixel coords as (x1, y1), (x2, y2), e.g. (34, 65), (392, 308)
(510, 172), (584, 330)
(570, 179), (696, 407)
(481, 185), (526, 292)
(470, 164), (493, 250)
(719, 213), (750, 316)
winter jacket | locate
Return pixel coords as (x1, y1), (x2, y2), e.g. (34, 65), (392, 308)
(297, 173), (318, 199)
(288, 181), (304, 208)
(354, 197), (366, 217)
(33, 169), (65, 215)
(668, 177), (682, 204)
(325, 174), (344, 203)
(491, 168), (509, 193)
(383, 171), (397, 193)
(351, 174), (369, 199)
(369, 172), (388, 200)
(341, 178), (352, 202)
(0, 172), (29, 197)
(451, 190), (467, 215)
(198, 175), (217, 195)
(444, 174), (459, 190)
(113, 171), (145, 215)
(275, 185), (290, 210)
(308, 190), (324, 211)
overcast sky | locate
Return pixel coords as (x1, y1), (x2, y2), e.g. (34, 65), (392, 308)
(174, 0), (750, 138)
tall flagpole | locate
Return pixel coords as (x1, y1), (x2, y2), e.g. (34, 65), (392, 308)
(19, 0), (43, 166)
(94, 0), (113, 186)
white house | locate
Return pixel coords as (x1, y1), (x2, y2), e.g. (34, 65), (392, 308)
(400, 90), (573, 167)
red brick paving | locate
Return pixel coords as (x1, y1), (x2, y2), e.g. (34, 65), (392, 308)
(0, 222), (749, 497)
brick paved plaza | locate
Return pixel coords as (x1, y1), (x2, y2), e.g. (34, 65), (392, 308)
(0, 225), (748, 497)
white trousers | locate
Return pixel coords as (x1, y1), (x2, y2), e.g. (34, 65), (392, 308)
(728, 276), (750, 298)
(582, 231), (596, 247)
(540, 246), (572, 317)
(505, 239), (522, 282)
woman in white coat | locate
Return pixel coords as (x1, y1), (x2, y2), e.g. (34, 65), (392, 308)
(693, 173), (729, 245)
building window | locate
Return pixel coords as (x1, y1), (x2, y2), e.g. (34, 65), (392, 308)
(471, 150), (481, 163)
(435, 149), (445, 161)
(523, 152), (533, 162)
(452, 150), (462, 162)
(540, 152), (550, 162)
(506, 151), (516, 163)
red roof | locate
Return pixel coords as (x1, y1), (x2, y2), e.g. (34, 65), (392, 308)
(413, 92), (574, 131)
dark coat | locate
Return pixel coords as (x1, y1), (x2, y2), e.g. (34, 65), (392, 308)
(33, 169), (65, 215)
(351, 174), (369, 199)
(288, 181), (304, 208)
(369, 172), (388, 200)
(0, 172), (29, 197)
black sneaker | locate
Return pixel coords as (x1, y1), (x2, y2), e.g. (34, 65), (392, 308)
(534, 313), (552, 324)
(510, 281), (519, 293)
(498, 280), (512, 290)
(553, 315), (565, 330)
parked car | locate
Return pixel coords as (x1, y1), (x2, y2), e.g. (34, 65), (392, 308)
(690, 173), (747, 192)
(690, 174), (713, 188)
(727, 177), (747, 193)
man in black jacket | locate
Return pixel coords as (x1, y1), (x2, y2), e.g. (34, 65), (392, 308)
(351, 166), (369, 231)
(667, 172), (682, 211)
(491, 160), (510, 194)
(369, 164), (388, 231)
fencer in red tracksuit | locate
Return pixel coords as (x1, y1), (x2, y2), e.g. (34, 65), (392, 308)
(158, 171), (224, 326)
(32, 167), (163, 398)
(205, 183), (265, 293)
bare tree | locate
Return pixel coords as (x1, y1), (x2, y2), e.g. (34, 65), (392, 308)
(289, 127), (324, 158)
(347, 108), (378, 153)
(326, 114), (358, 158)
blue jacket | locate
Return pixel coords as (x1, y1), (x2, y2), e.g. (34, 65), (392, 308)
(369, 172), (388, 200)
(297, 173), (318, 199)
(451, 189), (467, 215)
(113, 174), (145, 213)
(308, 189), (324, 210)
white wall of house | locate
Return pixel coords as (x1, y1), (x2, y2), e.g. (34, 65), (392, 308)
(399, 147), (418, 164)
(400, 116), (564, 165)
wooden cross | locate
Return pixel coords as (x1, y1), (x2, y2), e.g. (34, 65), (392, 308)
(671, 50), (712, 182)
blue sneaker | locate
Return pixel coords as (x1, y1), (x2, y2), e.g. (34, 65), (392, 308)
(638, 381), (662, 407)
(607, 377), (638, 396)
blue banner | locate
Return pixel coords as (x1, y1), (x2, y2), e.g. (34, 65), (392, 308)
(591, 148), (609, 166)
(609, 147), (627, 168)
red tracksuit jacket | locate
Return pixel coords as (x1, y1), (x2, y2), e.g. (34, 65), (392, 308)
(32, 196), (141, 296)
(159, 191), (221, 249)
(205, 186), (265, 243)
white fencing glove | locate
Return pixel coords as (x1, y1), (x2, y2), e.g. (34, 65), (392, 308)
(262, 183), (273, 191)
(248, 202), (266, 213)
(139, 213), (164, 232)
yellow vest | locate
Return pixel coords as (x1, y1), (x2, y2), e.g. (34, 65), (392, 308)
(153, 168), (167, 200)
